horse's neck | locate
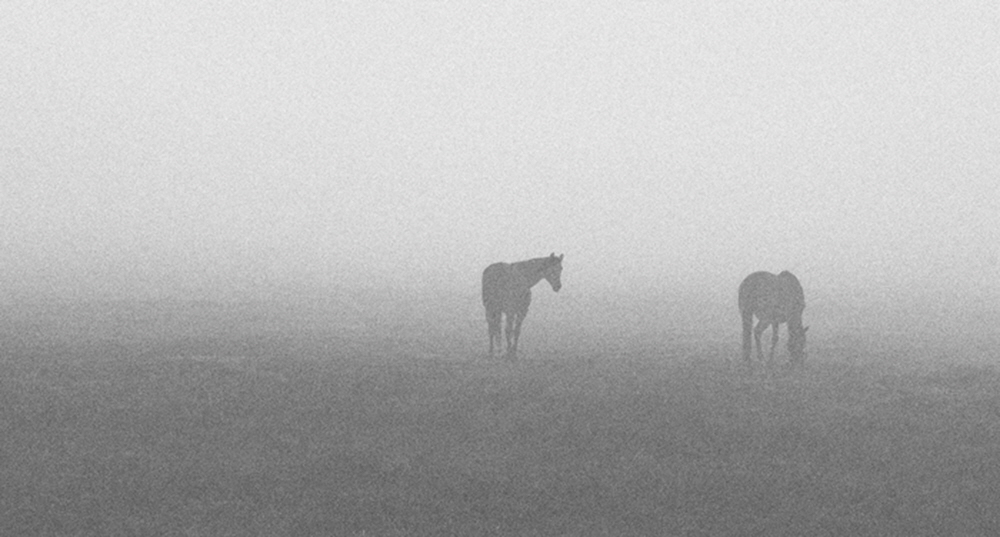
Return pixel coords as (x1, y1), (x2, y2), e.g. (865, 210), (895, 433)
(787, 313), (804, 331)
(513, 259), (547, 288)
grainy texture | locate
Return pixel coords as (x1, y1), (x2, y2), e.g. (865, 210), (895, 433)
(3, 301), (998, 535)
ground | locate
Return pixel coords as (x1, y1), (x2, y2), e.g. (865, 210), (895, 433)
(2, 300), (999, 535)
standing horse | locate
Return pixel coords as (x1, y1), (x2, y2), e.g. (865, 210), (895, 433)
(738, 270), (809, 365)
(482, 253), (563, 360)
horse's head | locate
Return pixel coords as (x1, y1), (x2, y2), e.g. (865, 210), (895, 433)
(543, 253), (564, 292)
(788, 324), (809, 364)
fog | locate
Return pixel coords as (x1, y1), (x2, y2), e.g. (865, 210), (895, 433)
(3, 2), (998, 350)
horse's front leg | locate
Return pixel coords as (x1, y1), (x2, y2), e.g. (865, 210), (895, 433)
(753, 320), (768, 361)
(511, 312), (527, 359)
(769, 323), (780, 363)
(504, 313), (516, 359)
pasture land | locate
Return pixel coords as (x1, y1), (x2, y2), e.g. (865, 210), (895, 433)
(2, 299), (999, 535)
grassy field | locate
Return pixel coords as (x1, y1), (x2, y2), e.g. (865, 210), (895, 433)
(2, 300), (1000, 535)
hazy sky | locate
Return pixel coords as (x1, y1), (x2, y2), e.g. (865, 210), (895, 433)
(3, 1), (998, 303)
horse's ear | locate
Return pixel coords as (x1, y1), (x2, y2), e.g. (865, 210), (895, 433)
(558, 254), (564, 261)
(549, 252), (556, 258)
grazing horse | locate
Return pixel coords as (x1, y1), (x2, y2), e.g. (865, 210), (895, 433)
(738, 270), (809, 365)
(482, 253), (563, 360)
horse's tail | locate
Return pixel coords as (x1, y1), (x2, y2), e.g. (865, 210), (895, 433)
(482, 263), (506, 354)
(738, 276), (755, 362)
(482, 263), (504, 316)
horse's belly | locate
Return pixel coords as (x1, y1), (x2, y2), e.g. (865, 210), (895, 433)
(500, 290), (530, 312)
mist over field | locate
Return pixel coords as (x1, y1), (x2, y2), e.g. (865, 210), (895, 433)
(4, 275), (999, 366)
(3, 1), (998, 317)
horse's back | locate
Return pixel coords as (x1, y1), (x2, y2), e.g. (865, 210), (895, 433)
(739, 271), (804, 319)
